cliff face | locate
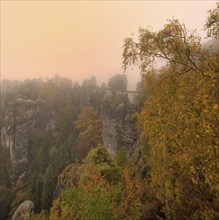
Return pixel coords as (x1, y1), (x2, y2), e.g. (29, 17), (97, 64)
(0, 75), (138, 183)
(1, 98), (53, 182)
(102, 75), (137, 154)
(102, 92), (136, 154)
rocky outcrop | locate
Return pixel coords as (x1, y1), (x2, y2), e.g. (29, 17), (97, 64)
(0, 75), (138, 183)
(80, 77), (102, 109)
(12, 200), (34, 220)
(54, 162), (82, 197)
(108, 74), (127, 92)
(1, 98), (46, 182)
(102, 75), (137, 155)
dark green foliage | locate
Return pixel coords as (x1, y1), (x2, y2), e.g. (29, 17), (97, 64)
(28, 172), (43, 213)
(28, 129), (49, 172)
(27, 129), (51, 211)
(0, 185), (14, 220)
(55, 104), (78, 142)
(0, 144), (10, 186)
(23, 76), (84, 213)
(41, 165), (57, 211)
(116, 147), (128, 168)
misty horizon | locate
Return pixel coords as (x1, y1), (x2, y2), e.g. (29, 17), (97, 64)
(1, 1), (217, 90)
(1, 73), (141, 92)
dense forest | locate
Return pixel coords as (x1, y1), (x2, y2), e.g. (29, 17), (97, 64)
(0, 4), (218, 220)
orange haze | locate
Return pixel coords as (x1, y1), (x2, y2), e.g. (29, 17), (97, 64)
(1, 1), (217, 89)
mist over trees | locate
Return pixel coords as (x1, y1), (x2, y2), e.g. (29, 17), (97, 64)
(122, 4), (219, 219)
(0, 3), (218, 220)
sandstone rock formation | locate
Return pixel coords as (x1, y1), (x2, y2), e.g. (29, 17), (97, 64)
(108, 74), (127, 92)
(1, 97), (55, 183)
(12, 200), (34, 220)
(0, 74), (138, 184)
(102, 75), (137, 154)
(1, 98), (43, 181)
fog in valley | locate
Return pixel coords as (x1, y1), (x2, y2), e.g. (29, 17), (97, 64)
(1, 1), (218, 220)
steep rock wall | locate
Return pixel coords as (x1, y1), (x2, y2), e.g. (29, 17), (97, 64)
(1, 98), (53, 182)
(102, 91), (137, 155)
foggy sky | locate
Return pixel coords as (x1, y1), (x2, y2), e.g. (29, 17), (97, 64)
(1, 1), (217, 89)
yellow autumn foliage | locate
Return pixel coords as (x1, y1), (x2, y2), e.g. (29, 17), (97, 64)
(123, 8), (219, 218)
